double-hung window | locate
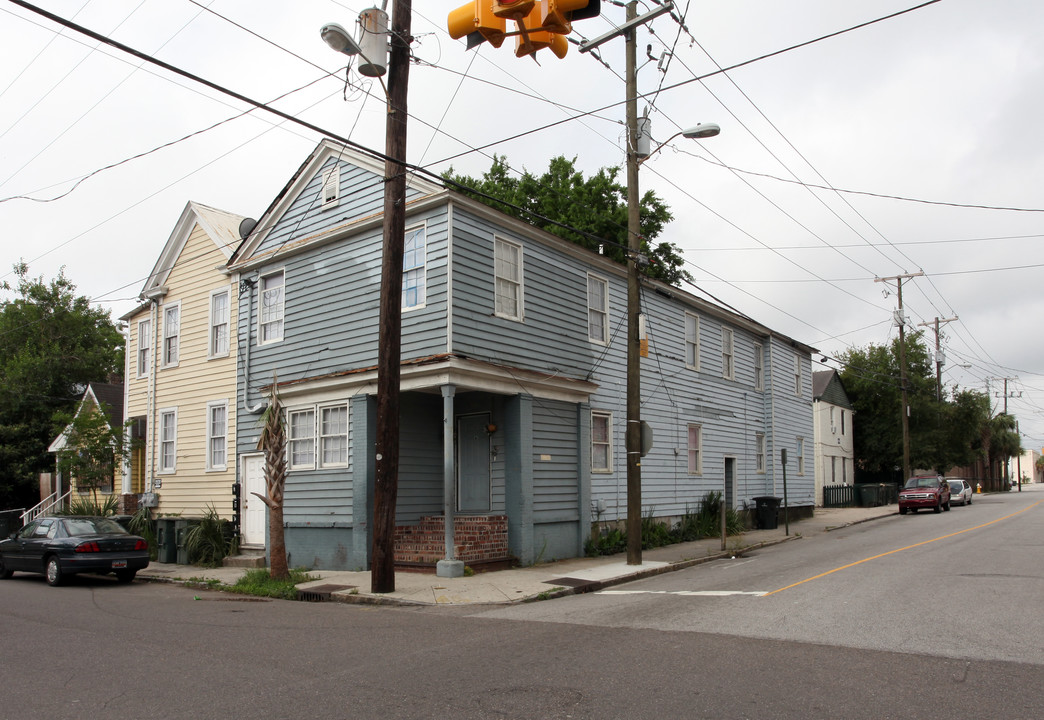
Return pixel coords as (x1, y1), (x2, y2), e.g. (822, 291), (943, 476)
(207, 401), (228, 470)
(137, 319), (151, 378)
(494, 237), (523, 321)
(159, 409), (177, 473)
(402, 226), (426, 310)
(721, 327), (735, 380)
(587, 274), (609, 344)
(288, 409), (316, 470)
(162, 302), (180, 367)
(755, 433), (766, 473)
(753, 342), (764, 391)
(796, 437), (805, 476)
(794, 352), (802, 395)
(209, 289), (230, 358)
(685, 313), (700, 370)
(320, 406), (348, 467)
(591, 411), (612, 473)
(687, 424), (703, 475)
(260, 271), (285, 343)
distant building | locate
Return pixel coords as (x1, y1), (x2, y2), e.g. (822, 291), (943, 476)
(812, 369), (854, 505)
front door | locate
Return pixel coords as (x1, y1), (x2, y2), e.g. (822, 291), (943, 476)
(457, 414), (491, 512)
(241, 454), (267, 547)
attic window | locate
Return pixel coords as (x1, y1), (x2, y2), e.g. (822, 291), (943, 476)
(322, 165), (340, 207)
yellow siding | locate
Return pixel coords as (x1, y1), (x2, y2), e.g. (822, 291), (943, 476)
(141, 223), (239, 519)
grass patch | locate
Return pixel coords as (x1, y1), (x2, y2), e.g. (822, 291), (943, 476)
(230, 568), (318, 600)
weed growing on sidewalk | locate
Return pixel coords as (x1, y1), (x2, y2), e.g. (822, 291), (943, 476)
(231, 568), (318, 600)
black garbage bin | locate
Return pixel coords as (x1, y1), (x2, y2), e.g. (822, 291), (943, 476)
(752, 496), (781, 530)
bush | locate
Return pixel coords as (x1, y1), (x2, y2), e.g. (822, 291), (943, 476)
(128, 506), (157, 560)
(60, 493), (119, 517)
(184, 506), (236, 567)
(585, 492), (744, 557)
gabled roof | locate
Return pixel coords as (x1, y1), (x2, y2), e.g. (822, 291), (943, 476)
(813, 369), (854, 410)
(48, 382), (125, 452)
(228, 138), (444, 269)
(137, 201), (246, 300)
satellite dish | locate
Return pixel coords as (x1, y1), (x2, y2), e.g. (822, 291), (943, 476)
(239, 218), (257, 239)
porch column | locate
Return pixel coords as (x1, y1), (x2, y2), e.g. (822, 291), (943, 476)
(437, 384), (463, 578)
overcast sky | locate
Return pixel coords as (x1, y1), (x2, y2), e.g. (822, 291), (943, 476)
(2, 0), (1042, 455)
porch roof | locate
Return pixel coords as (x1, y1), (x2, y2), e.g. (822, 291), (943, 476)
(265, 353), (598, 406)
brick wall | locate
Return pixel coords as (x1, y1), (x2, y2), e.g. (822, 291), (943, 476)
(394, 515), (509, 564)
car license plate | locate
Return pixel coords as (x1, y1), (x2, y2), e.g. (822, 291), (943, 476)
(112, 560), (127, 569)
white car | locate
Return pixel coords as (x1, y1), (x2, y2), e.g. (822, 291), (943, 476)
(946, 478), (974, 506)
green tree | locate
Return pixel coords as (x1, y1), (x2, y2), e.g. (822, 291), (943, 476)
(0, 263), (124, 509)
(983, 412), (1022, 488)
(839, 333), (938, 477)
(444, 155), (689, 285)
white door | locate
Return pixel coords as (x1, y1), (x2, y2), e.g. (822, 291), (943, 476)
(241, 454), (267, 547)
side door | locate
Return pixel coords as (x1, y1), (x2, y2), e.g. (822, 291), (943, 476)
(20, 518), (56, 570)
(4, 521), (38, 570)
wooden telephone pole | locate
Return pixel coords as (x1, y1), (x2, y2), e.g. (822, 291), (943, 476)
(876, 273), (922, 480)
(371, 0), (412, 594)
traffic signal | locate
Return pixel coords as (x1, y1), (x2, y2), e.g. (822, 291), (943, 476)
(515, 6), (568, 59)
(540, 0), (598, 35)
(447, 0), (600, 59)
(448, 1), (508, 49)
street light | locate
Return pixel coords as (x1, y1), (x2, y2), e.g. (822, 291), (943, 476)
(638, 122), (720, 163)
(320, 23), (362, 55)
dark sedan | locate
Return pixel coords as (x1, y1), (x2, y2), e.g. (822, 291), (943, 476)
(0, 516), (149, 586)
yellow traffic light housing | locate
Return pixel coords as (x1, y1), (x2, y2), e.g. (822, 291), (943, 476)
(447, 0), (599, 60)
(448, 1), (508, 48)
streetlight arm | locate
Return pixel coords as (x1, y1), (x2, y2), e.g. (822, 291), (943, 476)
(638, 123), (720, 164)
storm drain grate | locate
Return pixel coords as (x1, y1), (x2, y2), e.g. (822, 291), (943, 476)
(546, 577), (596, 591)
(297, 584), (356, 602)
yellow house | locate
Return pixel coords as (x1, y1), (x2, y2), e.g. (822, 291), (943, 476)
(122, 201), (246, 526)
(48, 382), (126, 508)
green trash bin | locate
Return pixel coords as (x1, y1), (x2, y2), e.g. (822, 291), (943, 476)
(175, 518), (193, 565)
(155, 518), (176, 564)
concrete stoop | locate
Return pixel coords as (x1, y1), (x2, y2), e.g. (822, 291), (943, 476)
(223, 550), (266, 568)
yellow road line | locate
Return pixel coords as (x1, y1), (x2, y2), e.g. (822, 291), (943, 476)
(762, 498), (1044, 597)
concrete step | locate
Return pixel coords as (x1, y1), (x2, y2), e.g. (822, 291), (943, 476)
(223, 551), (266, 568)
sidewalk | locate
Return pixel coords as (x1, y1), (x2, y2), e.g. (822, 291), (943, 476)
(138, 504), (897, 606)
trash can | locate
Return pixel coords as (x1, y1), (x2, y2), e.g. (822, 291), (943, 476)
(175, 518), (193, 565)
(752, 496), (780, 530)
(858, 484), (881, 507)
(155, 517), (176, 564)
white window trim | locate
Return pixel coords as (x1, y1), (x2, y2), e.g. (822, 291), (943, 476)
(158, 407), (178, 474)
(287, 407), (316, 471)
(722, 327), (735, 380)
(753, 341), (764, 392)
(494, 236), (524, 321)
(208, 287), (231, 359)
(318, 404), (349, 469)
(402, 224), (427, 311)
(687, 423), (703, 475)
(136, 318), (152, 379)
(685, 312), (701, 371)
(755, 432), (766, 474)
(796, 436), (805, 476)
(322, 164), (340, 207)
(205, 400), (229, 472)
(161, 301), (181, 369)
(587, 273), (609, 345)
(259, 269), (285, 345)
(794, 352), (803, 396)
(591, 410), (613, 473)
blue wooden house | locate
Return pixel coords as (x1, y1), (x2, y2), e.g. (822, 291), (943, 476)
(227, 139), (815, 571)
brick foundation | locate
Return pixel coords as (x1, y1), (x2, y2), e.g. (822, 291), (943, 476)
(394, 515), (509, 565)
(118, 493), (139, 516)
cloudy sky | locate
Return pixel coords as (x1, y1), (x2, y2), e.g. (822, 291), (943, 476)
(2, 0), (1042, 454)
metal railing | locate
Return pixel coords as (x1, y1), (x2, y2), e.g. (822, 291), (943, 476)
(20, 490), (70, 525)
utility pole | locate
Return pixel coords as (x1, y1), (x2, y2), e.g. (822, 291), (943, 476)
(876, 273), (922, 480)
(580, 1), (673, 566)
(623, 1), (643, 565)
(917, 316), (957, 403)
(371, 0), (412, 593)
